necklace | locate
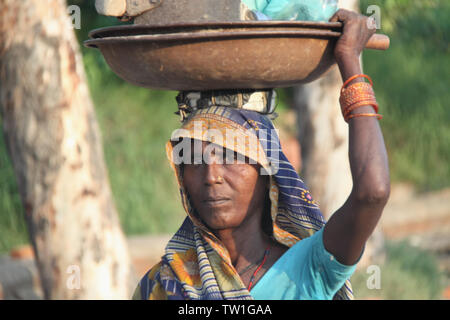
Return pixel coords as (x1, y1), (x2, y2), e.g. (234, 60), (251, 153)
(242, 246), (270, 292)
(238, 255), (265, 276)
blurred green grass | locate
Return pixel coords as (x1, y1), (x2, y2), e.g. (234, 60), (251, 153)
(0, 2), (449, 299)
(0, 137), (29, 252)
(351, 240), (445, 299)
(360, 0), (450, 191)
(91, 84), (185, 235)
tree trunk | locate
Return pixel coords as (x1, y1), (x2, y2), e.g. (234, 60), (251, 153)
(294, 0), (385, 269)
(0, 0), (135, 299)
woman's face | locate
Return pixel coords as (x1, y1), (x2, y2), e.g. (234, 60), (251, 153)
(182, 141), (268, 232)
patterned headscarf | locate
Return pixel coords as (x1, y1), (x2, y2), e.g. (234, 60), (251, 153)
(133, 98), (353, 300)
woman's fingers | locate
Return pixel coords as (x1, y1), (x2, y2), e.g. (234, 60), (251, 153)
(331, 9), (377, 35)
(329, 9), (341, 23)
(329, 8), (358, 23)
(331, 9), (378, 60)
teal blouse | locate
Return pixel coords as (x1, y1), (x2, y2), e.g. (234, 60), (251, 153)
(250, 227), (359, 300)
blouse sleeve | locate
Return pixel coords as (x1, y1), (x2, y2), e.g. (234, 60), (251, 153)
(300, 227), (361, 299)
(250, 227), (361, 300)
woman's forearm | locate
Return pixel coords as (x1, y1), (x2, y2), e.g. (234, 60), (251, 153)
(337, 55), (390, 204)
(322, 55), (390, 265)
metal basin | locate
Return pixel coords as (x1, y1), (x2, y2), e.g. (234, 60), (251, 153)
(85, 22), (389, 91)
(88, 21), (343, 38)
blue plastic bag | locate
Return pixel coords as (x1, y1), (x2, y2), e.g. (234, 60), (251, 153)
(242, 0), (339, 22)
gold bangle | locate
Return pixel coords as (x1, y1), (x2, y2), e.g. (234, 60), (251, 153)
(345, 113), (383, 122)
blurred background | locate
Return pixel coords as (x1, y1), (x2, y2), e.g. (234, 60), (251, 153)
(0, 0), (449, 299)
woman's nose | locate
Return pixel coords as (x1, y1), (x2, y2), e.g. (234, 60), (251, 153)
(204, 156), (224, 185)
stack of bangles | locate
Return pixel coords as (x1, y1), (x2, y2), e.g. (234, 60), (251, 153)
(339, 74), (382, 122)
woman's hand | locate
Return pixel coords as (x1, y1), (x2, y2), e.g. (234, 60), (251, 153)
(330, 9), (376, 62)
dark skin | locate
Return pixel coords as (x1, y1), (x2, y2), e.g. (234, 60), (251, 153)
(182, 9), (390, 289)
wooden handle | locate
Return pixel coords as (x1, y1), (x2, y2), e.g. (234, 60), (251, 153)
(366, 34), (390, 51)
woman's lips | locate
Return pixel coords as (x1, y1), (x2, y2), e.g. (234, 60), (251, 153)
(202, 198), (230, 207)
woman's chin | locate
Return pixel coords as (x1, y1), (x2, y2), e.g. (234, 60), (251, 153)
(200, 211), (243, 231)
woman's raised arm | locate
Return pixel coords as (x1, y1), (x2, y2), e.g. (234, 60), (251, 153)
(322, 9), (391, 266)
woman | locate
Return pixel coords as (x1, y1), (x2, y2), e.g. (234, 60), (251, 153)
(133, 9), (390, 300)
